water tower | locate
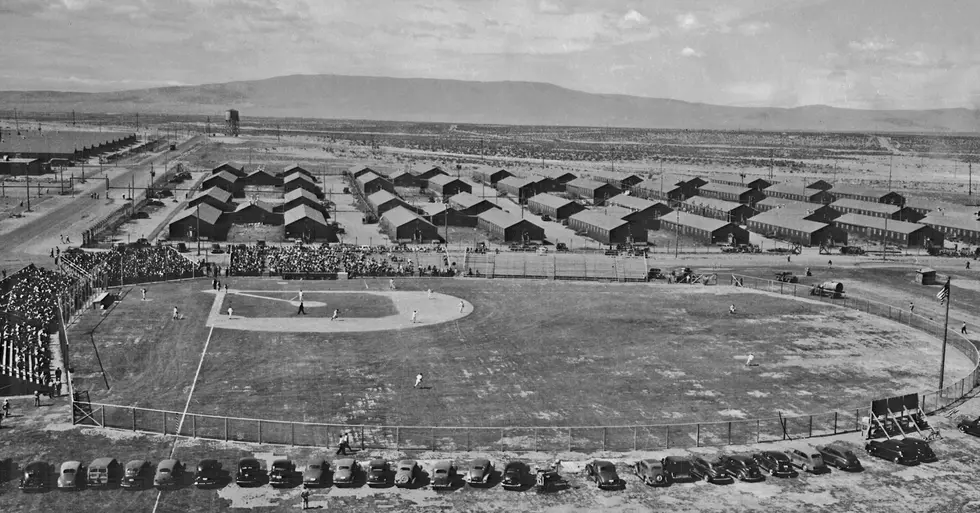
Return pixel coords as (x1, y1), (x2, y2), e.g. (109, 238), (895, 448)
(225, 109), (240, 137)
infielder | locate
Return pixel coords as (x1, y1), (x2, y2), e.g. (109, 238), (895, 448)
(389, 279), (396, 290)
(332, 309), (339, 321)
(411, 310), (418, 323)
(746, 353), (754, 366)
(415, 373), (423, 388)
(729, 304), (737, 315)
(459, 300), (465, 313)
(227, 307), (233, 319)
(172, 306), (179, 320)
(427, 289), (432, 299)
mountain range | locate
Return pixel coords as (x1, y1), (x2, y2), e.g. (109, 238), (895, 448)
(2, 74), (978, 133)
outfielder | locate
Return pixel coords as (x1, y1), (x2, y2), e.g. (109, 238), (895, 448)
(415, 373), (423, 388)
(411, 310), (418, 323)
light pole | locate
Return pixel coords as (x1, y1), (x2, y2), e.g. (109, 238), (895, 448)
(196, 203), (201, 257)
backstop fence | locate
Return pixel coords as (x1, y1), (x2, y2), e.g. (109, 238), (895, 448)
(69, 271), (980, 451)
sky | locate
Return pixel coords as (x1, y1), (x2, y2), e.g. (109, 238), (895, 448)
(1, 0), (979, 110)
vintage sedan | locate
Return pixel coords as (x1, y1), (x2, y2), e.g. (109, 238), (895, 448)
(366, 459), (391, 487)
(236, 458), (265, 487)
(584, 460), (621, 490)
(20, 461), (51, 492)
(303, 459), (329, 488)
(753, 451), (795, 477)
(817, 444), (863, 471)
(153, 459), (184, 490)
(193, 459), (223, 488)
(661, 456), (694, 481)
(87, 457), (121, 488)
(57, 461), (85, 491)
(899, 438), (938, 463)
(690, 456), (733, 484)
(865, 439), (919, 465)
(723, 456), (765, 482)
(958, 417), (980, 437)
(430, 461), (457, 490)
(463, 458), (494, 486)
(269, 459), (296, 488)
(332, 458), (360, 487)
(121, 460), (153, 490)
(633, 459), (668, 486)
(501, 461), (529, 490)
(394, 460), (422, 488)
(788, 447), (829, 473)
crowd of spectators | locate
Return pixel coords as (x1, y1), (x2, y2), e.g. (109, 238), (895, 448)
(0, 265), (68, 385)
(256, 244), (457, 277)
(0, 319), (50, 385)
(61, 246), (195, 284)
(2, 264), (77, 327)
(230, 245), (268, 276)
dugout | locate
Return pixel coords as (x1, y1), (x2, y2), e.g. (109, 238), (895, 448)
(914, 268), (938, 285)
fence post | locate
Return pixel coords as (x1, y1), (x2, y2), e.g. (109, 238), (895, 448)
(396, 427), (400, 450)
(633, 427), (638, 451)
(728, 422), (732, 445)
(602, 428), (607, 451)
(568, 428), (572, 452)
(665, 426), (670, 448)
(756, 419), (760, 443)
(833, 412), (838, 434)
(534, 428), (538, 452)
(467, 430), (471, 451)
(225, 417), (229, 441)
(192, 415), (196, 438)
(808, 416), (813, 438)
(132, 407), (137, 431)
(361, 426), (365, 450)
(258, 420), (262, 444)
(696, 423), (701, 447)
(291, 423), (295, 446)
(162, 411), (166, 434)
(501, 428), (505, 452)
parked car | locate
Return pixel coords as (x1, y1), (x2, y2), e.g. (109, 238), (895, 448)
(899, 438), (938, 463)
(501, 461), (529, 490)
(463, 458), (494, 486)
(303, 459), (329, 488)
(723, 456), (765, 482)
(154, 459), (184, 489)
(210, 243), (224, 254)
(633, 459), (668, 486)
(236, 458), (265, 487)
(584, 460), (621, 489)
(555, 242), (569, 252)
(753, 451), (795, 477)
(394, 459), (422, 488)
(958, 416), (980, 437)
(430, 461), (457, 490)
(87, 457), (121, 488)
(541, 214), (552, 222)
(661, 456), (694, 481)
(690, 456), (733, 484)
(20, 461), (50, 492)
(121, 460), (152, 490)
(269, 459), (296, 488)
(788, 447), (829, 473)
(817, 444), (863, 471)
(193, 459), (223, 488)
(57, 461), (85, 491)
(332, 458), (360, 487)
(366, 459), (390, 487)
(865, 439), (919, 465)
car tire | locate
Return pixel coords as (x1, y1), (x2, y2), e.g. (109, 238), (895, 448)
(960, 426), (966, 433)
(768, 468), (776, 476)
(739, 471), (746, 480)
(893, 457), (901, 464)
(802, 464), (808, 473)
(702, 474), (710, 483)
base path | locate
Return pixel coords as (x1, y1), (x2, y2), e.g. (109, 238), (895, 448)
(205, 289), (473, 332)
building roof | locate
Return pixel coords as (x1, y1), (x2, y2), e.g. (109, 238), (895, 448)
(831, 198), (901, 215)
(528, 193), (578, 210)
(478, 208), (539, 230)
(684, 196), (746, 212)
(284, 204), (327, 227)
(449, 192), (491, 209)
(606, 194), (661, 211)
(382, 206), (431, 228)
(427, 174), (464, 187)
(0, 157), (40, 164)
(246, 167), (276, 179)
(834, 185), (899, 199)
(388, 170), (413, 180)
(566, 177), (617, 192)
(756, 197), (828, 212)
(532, 169), (577, 181)
(233, 200), (275, 214)
(632, 179), (685, 194)
(748, 209), (830, 233)
(662, 211), (734, 232)
(569, 210), (629, 231)
(0, 131), (133, 155)
(921, 213), (980, 232)
(190, 187), (232, 204)
(420, 203), (449, 216)
(763, 181), (810, 195)
(212, 162), (242, 172)
(283, 164), (309, 174)
(355, 171), (387, 184)
(172, 202), (223, 226)
(204, 171), (238, 184)
(367, 190), (403, 207)
(284, 188), (319, 203)
(284, 172), (316, 185)
(497, 176), (535, 189)
(696, 182), (753, 196)
(834, 213), (926, 234)
(599, 205), (641, 220)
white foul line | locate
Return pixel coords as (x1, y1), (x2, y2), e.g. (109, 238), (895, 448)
(152, 324), (215, 513)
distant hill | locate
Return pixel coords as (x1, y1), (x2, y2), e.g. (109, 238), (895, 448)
(2, 74), (978, 133)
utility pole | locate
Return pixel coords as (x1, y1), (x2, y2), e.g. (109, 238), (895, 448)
(25, 174), (30, 211)
(888, 155), (893, 191)
(938, 277), (951, 390)
(970, 162), (973, 196)
(769, 149), (774, 182)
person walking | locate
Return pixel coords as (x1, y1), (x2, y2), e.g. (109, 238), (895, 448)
(54, 379), (62, 397)
(33, 390), (40, 407)
(298, 289), (304, 303)
(224, 283), (228, 292)
(411, 310), (418, 323)
(909, 301), (915, 315)
(787, 255), (791, 263)
(827, 259), (833, 269)
(967, 261), (971, 270)
(427, 289), (432, 300)
(3, 398), (10, 418)
(389, 279), (396, 290)
(301, 490), (311, 509)
(331, 309), (339, 321)
(297, 301), (306, 315)
(459, 300), (465, 313)
(172, 306), (179, 320)
(415, 372), (423, 389)
(336, 434), (348, 455)
(227, 307), (233, 319)
(962, 322), (969, 335)
(55, 367), (62, 381)
(746, 353), (754, 366)
(141, 288), (147, 301)
(212, 278), (217, 290)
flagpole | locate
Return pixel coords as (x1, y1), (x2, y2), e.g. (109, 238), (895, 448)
(938, 277), (951, 390)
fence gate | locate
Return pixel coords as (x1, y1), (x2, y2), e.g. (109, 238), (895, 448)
(72, 390), (102, 426)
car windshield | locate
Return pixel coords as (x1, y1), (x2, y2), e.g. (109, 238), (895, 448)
(63, 469), (75, 474)
(159, 469), (170, 474)
(339, 465), (350, 470)
(308, 464), (320, 470)
(811, 454), (820, 459)
(598, 465), (613, 472)
(472, 466), (484, 470)
(400, 466), (412, 471)
(435, 469), (447, 474)
(372, 466), (385, 471)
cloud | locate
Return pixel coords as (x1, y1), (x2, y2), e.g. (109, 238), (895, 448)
(676, 13), (701, 31)
(537, 0), (564, 14)
(621, 9), (649, 26)
(737, 21), (770, 36)
(680, 47), (704, 58)
(848, 37), (895, 53)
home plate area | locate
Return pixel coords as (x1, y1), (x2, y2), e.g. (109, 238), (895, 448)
(205, 288), (472, 332)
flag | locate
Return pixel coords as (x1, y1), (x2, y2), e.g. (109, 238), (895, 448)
(937, 280), (950, 305)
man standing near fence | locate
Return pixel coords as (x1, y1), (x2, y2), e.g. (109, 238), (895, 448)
(909, 301), (915, 315)
(962, 322), (969, 335)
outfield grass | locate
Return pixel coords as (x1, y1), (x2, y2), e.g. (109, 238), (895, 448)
(69, 277), (970, 433)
